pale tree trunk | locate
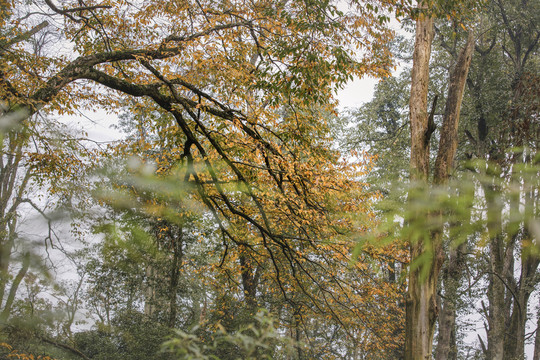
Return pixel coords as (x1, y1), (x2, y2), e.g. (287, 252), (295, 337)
(144, 265), (156, 317)
(408, 15), (434, 182)
(435, 242), (465, 360)
(484, 181), (506, 360)
(405, 26), (474, 360)
(433, 30), (475, 184)
(484, 160), (538, 360)
(404, 13), (435, 359)
(434, 30), (475, 360)
(168, 230), (183, 328)
(504, 167), (540, 359)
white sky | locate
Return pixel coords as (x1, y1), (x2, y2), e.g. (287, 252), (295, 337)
(337, 76), (379, 110)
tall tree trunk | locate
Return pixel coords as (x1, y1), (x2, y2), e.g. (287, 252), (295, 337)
(168, 230), (183, 328)
(405, 25), (474, 359)
(0, 130), (26, 307)
(404, 9), (436, 357)
(434, 30), (475, 359)
(504, 176), (540, 359)
(404, 14), (434, 359)
(144, 265), (156, 317)
(435, 242), (465, 360)
(408, 15), (434, 183)
(484, 180), (505, 360)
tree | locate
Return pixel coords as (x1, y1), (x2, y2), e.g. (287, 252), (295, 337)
(478, 2), (539, 358)
(0, 0), (397, 316)
(337, 0), (538, 356)
(0, 0), (404, 355)
(91, 99), (407, 358)
(404, 2), (475, 358)
(1, 0), (99, 331)
(0, 113), (93, 325)
(441, 0), (539, 356)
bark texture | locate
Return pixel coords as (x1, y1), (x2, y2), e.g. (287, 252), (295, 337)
(404, 11), (436, 360)
(434, 32), (474, 359)
(168, 229), (183, 328)
(240, 252), (261, 312)
(405, 27), (474, 360)
(485, 181), (506, 360)
(503, 177), (539, 359)
(408, 14), (434, 182)
(434, 31), (475, 184)
(435, 243), (465, 360)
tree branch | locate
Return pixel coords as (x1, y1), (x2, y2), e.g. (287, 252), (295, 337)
(43, 0), (111, 23)
(35, 333), (90, 360)
(0, 252), (30, 322)
(0, 21), (48, 54)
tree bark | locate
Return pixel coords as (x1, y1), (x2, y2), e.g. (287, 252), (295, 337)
(435, 243), (465, 360)
(504, 179), (540, 359)
(408, 13), (434, 182)
(433, 31), (475, 360)
(168, 229), (183, 328)
(144, 265), (156, 317)
(404, 10), (436, 359)
(239, 252), (260, 312)
(485, 181), (505, 360)
(433, 30), (475, 184)
(0, 251), (29, 322)
(405, 26), (474, 360)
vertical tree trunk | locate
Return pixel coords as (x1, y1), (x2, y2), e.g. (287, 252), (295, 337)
(168, 230), (183, 328)
(294, 307), (303, 360)
(434, 30), (475, 359)
(0, 130), (27, 308)
(484, 180), (505, 360)
(0, 235), (14, 306)
(239, 252), (260, 312)
(504, 182), (540, 359)
(144, 265), (156, 317)
(408, 14), (434, 182)
(435, 243), (465, 360)
(405, 26), (474, 359)
(404, 11), (435, 359)
(433, 30), (475, 183)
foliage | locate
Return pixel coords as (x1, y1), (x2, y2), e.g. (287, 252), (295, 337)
(338, 73), (411, 191)
(92, 148), (406, 358)
(162, 310), (298, 360)
(363, 155), (539, 268)
(0, 342), (56, 360)
(74, 310), (174, 360)
(0, 0), (538, 359)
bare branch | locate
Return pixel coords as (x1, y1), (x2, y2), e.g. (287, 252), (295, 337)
(43, 0), (111, 22)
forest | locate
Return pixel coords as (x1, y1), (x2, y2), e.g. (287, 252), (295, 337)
(0, 0), (538, 359)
